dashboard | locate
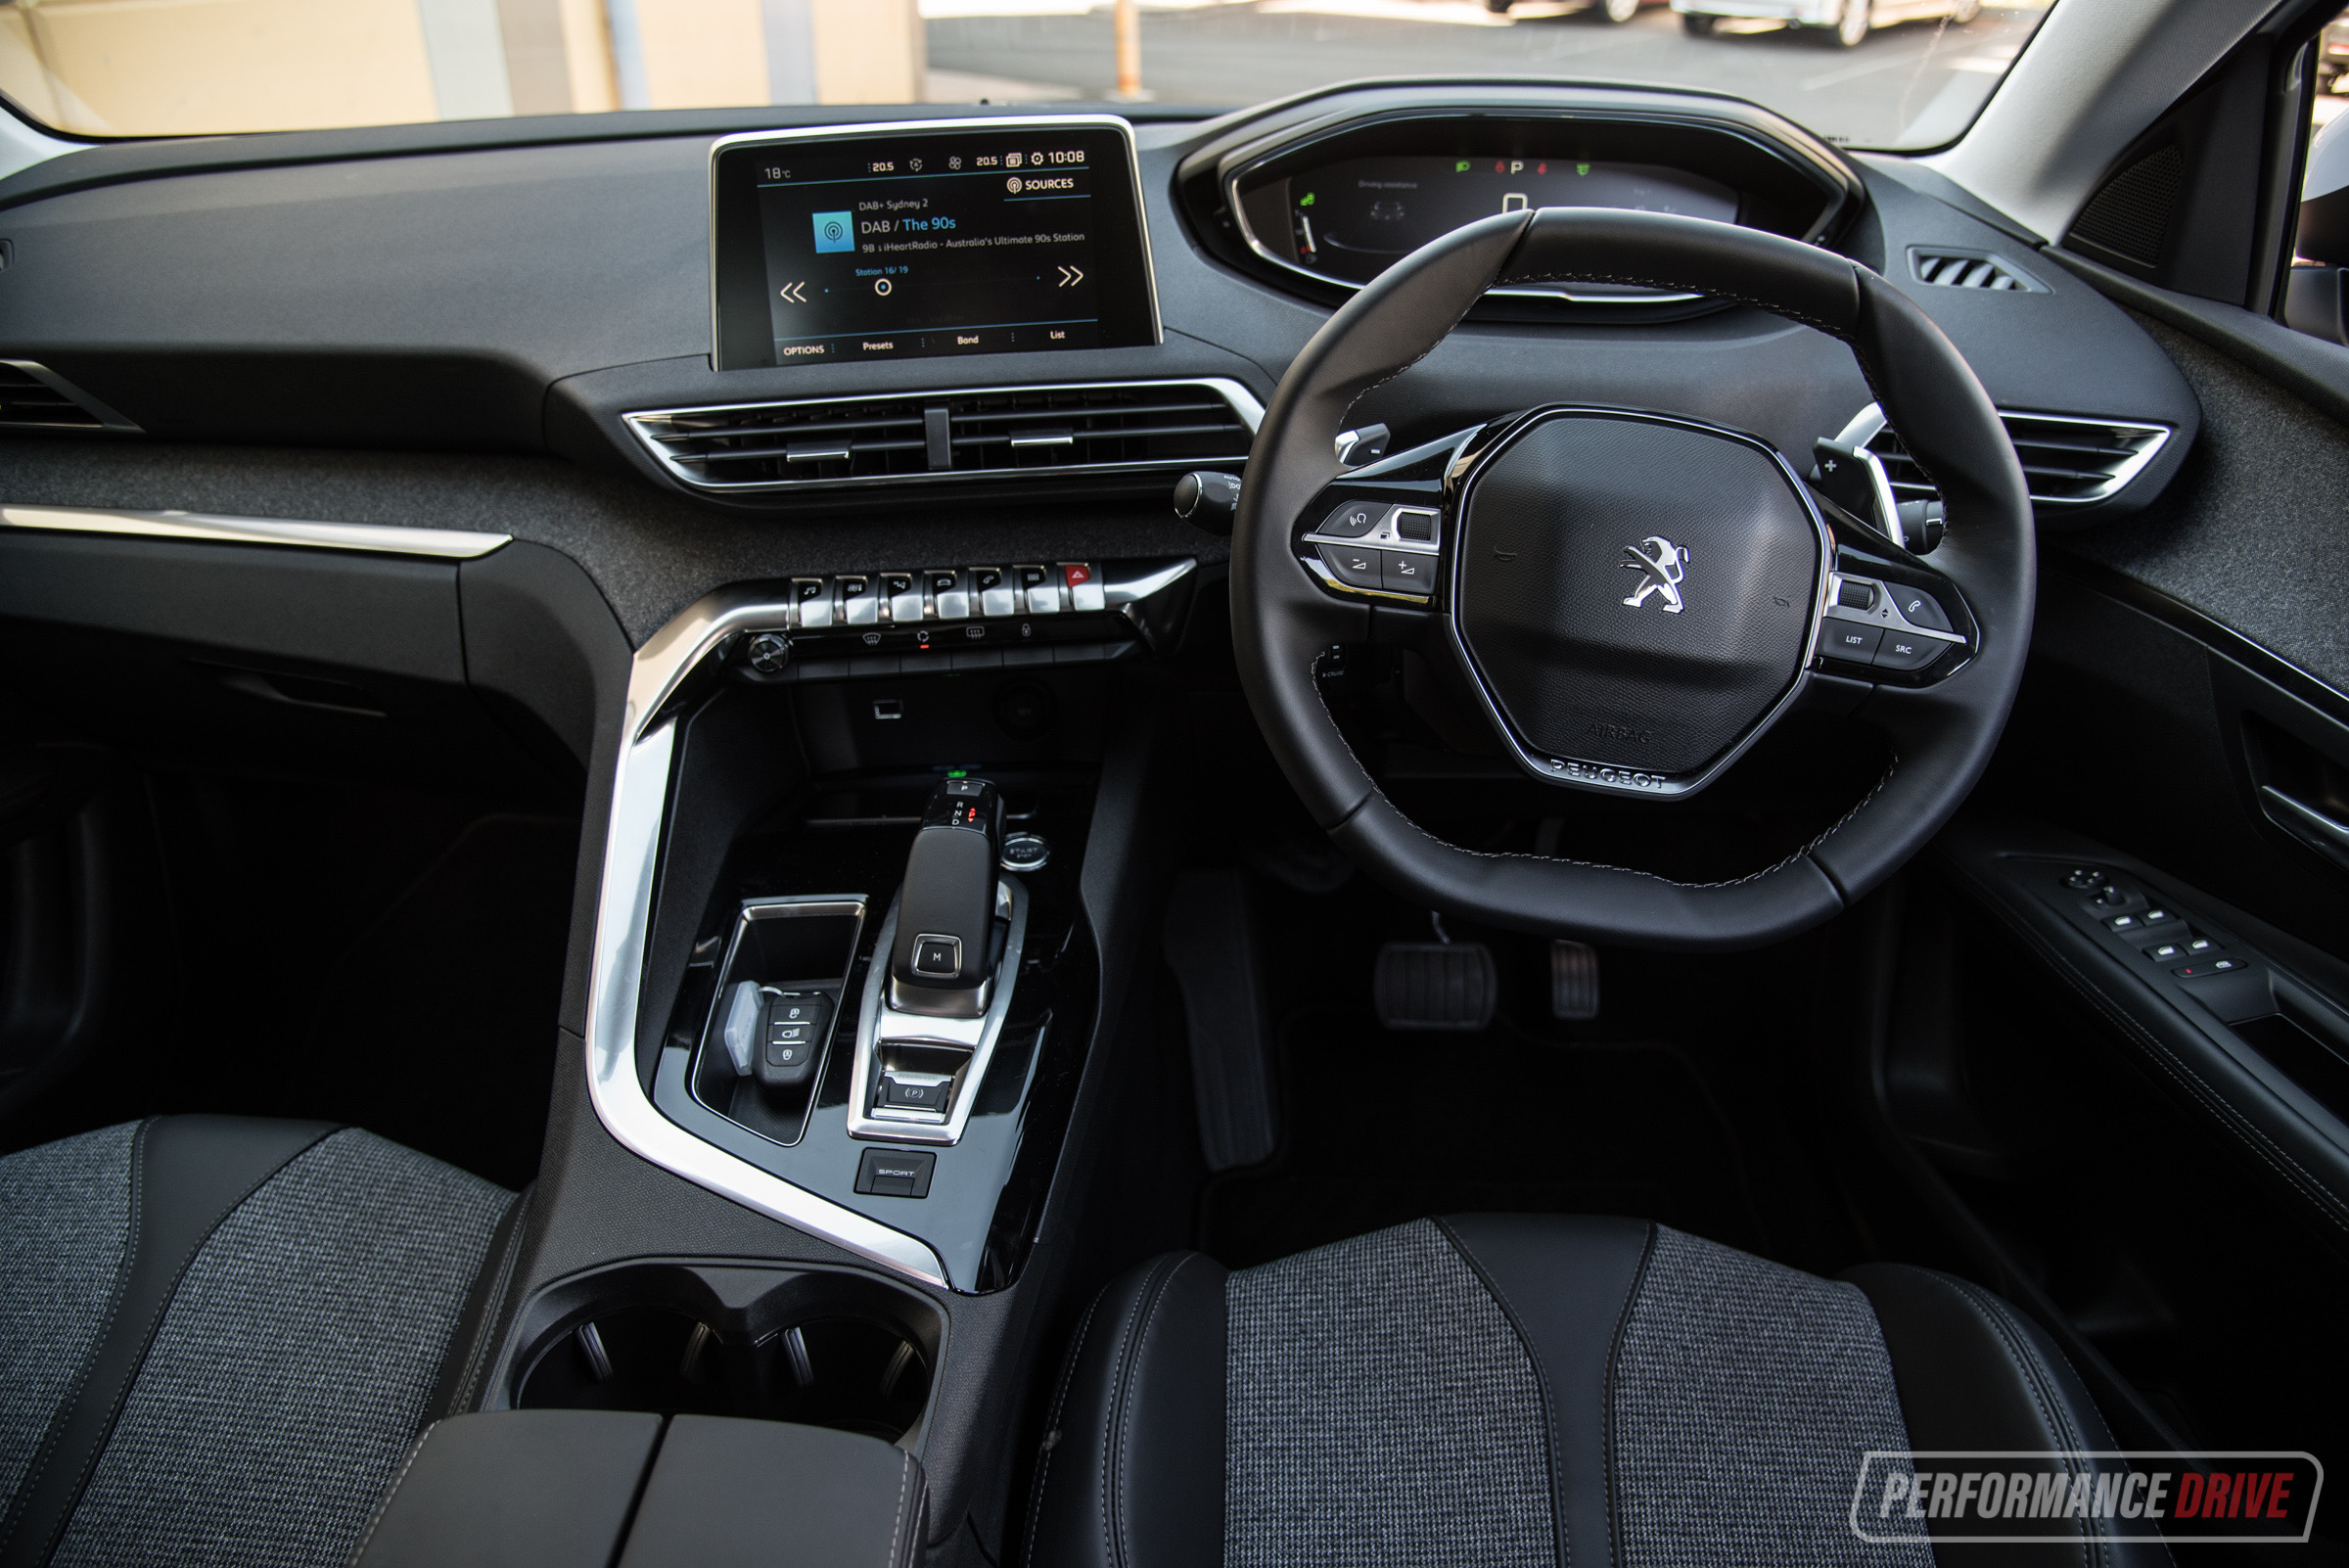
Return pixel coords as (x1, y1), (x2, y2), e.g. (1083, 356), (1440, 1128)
(0, 81), (2199, 640)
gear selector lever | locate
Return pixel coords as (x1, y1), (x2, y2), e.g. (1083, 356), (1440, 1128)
(888, 778), (1003, 1019)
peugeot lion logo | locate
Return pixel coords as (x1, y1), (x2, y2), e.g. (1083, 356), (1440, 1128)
(1620, 535), (1689, 614)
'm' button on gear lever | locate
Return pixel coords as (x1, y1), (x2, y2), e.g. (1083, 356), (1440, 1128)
(889, 778), (1003, 1019)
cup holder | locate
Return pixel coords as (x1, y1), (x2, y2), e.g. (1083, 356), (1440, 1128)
(493, 1261), (940, 1446)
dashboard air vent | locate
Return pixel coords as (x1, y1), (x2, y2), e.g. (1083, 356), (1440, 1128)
(1908, 249), (2046, 293)
(625, 379), (1262, 494)
(1836, 403), (2172, 509)
(0, 360), (139, 433)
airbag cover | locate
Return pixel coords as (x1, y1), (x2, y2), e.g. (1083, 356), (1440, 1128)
(1454, 410), (1822, 776)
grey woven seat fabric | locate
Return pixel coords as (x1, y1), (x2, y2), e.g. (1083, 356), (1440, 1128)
(0, 1121), (511, 1568)
(1222, 1219), (1931, 1568)
(1226, 1221), (1554, 1568)
(0, 1124), (138, 1509)
(1612, 1225), (1928, 1568)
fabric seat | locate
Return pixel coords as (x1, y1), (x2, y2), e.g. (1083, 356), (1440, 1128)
(0, 1116), (518, 1568)
(1027, 1217), (2171, 1568)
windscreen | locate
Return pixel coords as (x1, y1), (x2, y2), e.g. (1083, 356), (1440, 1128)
(0, 0), (2056, 153)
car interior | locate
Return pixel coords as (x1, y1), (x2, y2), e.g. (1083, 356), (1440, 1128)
(4, 0), (2349, 1562)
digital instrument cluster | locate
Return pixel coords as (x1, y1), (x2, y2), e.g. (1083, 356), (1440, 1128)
(1277, 155), (1738, 286)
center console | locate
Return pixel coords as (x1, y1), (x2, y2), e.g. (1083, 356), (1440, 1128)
(447, 546), (1201, 1564)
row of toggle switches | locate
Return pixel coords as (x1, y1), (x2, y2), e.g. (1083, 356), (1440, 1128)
(784, 564), (1107, 630)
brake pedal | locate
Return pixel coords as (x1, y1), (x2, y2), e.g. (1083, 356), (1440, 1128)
(1374, 942), (1497, 1032)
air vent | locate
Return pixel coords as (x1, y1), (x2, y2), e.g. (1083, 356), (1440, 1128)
(1908, 249), (2046, 293)
(0, 360), (139, 433)
(1835, 403), (2172, 509)
(625, 379), (1262, 494)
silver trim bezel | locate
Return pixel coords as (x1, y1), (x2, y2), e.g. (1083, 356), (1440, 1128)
(624, 377), (1265, 495)
(707, 114), (1163, 371)
(1440, 407), (1834, 801)
(0, 503), (510, 559)
(1834, 401), (2174, 507)
(586, 583), (950, 1289)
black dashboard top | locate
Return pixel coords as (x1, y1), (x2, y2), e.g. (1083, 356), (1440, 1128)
(0, 80), (2197, 557)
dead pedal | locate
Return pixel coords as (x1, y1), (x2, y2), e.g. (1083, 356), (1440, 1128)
(1374, 942), (1497, 1032)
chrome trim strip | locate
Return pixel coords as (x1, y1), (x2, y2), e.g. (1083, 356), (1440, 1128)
(585, 582), (949, 1289)
(1441, 407), (1834, 801)
(0, 503), (510, 559)
(707, 114), (1163, 367)
(847, 880), (1030, 1146)
(0, 360), (141, 433)
(1834, 401), (2174, 507)
(1101, 556), (1196, 605)
(623, 377), (1265, 495)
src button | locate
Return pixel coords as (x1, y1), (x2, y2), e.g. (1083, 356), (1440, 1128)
(1871, 631), (1942, 671)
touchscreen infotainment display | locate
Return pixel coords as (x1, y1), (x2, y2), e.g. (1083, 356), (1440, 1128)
(711, 117), (1159, 371)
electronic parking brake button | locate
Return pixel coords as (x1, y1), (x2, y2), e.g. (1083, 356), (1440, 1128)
(853, 1147), (936, 1199)
(880, 1075), (952, 1112)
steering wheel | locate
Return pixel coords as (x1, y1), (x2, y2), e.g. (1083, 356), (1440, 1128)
(1231, 208), (2034, 949)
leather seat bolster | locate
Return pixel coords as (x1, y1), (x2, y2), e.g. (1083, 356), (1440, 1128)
(0, 1115), (338, 1568)
(1437, 1214), (1653, 1568)
(1026, 1251), (1227, 1568)
(1845, 1264), (2175, 1568)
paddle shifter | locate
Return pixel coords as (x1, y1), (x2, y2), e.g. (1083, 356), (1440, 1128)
(887, 778), (1003, 1019)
